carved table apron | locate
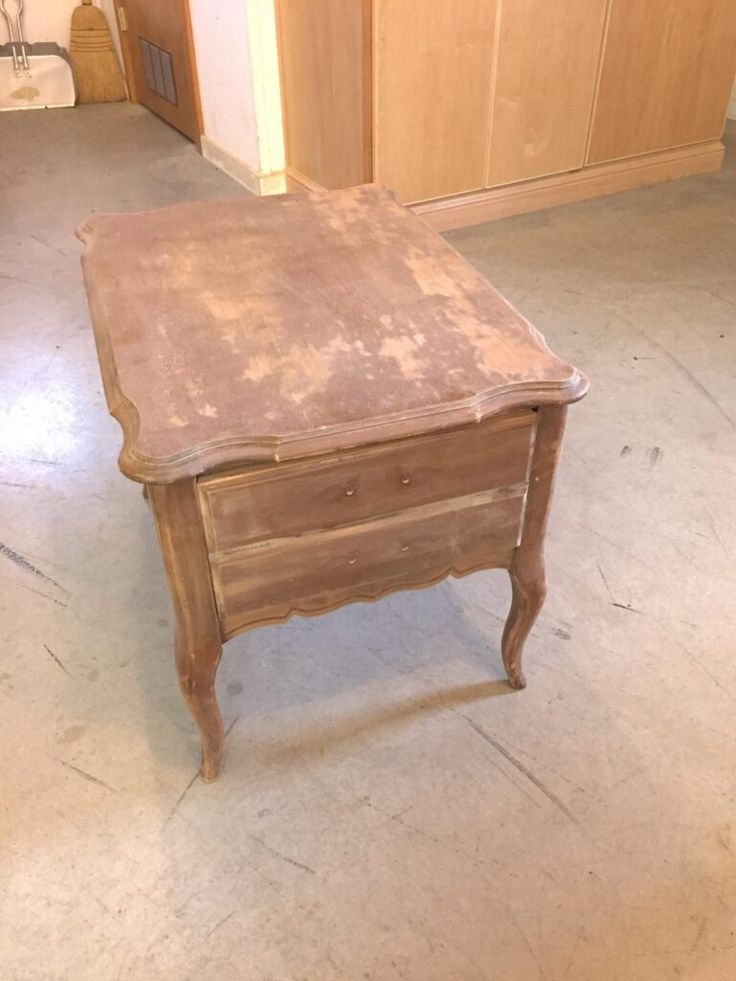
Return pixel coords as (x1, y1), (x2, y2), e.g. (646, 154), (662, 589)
(78, 185), (587, 780)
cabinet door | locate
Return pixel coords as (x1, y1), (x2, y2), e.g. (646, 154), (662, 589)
(588, 0), (736, 164)
(276, 0), (371, 189)
(486, 0), (609, 187)
(373, 0), (497, 203)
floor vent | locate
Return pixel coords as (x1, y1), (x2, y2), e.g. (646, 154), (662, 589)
(139, 37), (177, 106)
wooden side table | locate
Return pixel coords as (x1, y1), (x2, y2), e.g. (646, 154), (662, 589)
(78, 186), (587, 780)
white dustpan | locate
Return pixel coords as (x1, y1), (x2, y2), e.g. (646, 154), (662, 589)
(0, 0), (75, 110)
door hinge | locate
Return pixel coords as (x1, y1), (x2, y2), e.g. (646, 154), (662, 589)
(116, 6), (128, 31)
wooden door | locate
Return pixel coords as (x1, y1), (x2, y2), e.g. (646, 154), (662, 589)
(588, 0), (736, 164)
(117, 0), (202, 142)
(486, 0), (609, 187)
(373, 0), (497, 204)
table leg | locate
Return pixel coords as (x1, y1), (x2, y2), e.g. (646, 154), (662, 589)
(502, 404), (568, 689)
(149, 480), (225, 781)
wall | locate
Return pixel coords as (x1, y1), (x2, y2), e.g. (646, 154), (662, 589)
(188, 0), (260, 173)
(14, 0), (285, 190)
(188, 0), (285, 193)
(14, 0), (123, 65)
(15, 1), (119, 52)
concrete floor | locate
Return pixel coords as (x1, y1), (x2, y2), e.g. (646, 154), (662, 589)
(1, 104), (735, 981)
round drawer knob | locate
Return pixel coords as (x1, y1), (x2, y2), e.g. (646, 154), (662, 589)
(400, 475), (411, 485)
(347, 556), (357, 565)
(345, 485), (355, 497)
(400, 544), (410, 552)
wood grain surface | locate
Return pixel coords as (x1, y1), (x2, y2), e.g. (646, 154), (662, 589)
(210, 488), (525, 638)
(276, 0), (371, 189)
(78, 185), (586, 483)
(588, 0), (736, 164)
(486, 0), (608, 187)
(149, 479), (224, 780)
(198, 410), (534, 552)
(372, 0), (497, 202)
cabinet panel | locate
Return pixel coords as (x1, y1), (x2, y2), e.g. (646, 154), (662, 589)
(588, 0), (736, 164)
(276, 0), (371, 189)
(373, 0), (497, 203)
(487, 0), (609, 187)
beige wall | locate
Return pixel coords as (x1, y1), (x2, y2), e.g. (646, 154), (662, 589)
(16, 0), (121, 63)
(189, 0), (285, 192)
(188, 0), (261, 172)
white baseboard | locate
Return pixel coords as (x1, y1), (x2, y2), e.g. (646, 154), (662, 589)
(200, 135), (287, 195)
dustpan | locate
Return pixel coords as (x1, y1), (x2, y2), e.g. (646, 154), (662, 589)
(0, 0), (75, 110)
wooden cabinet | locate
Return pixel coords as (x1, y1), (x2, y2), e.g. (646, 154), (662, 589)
(588, 0), (736, 164)
(276, 0), (370, 190)
(276, 0), (736, 228)
(373, 0), (497, 202)
(487, 0), (608, 186)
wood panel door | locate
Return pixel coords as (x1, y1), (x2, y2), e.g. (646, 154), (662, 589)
(373, 0), (497, 204)
(118, 0), (202, 142)
(588, 0), (736, 164)
(276, 0), (371, 189)
(486, 0), (609, 187)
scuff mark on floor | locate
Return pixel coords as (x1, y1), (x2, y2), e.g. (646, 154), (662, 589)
(461, 715), (576, 822)
(42, 643), (69, 675)
(645, 333), (736, 431)
(0, 542), (64, 591)
(164, 770), (200, 826)
(249, 834), (316, 874)
(611, 602), (643, 614)
(53, 757), (115, 792)
(17, 583), (68, 608)
(207, 909), (237, 938)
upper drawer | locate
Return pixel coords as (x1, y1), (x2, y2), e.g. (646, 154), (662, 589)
(198, 411), (535, 554)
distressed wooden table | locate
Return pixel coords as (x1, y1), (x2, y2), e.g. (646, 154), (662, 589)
(78, 185), (587, 781)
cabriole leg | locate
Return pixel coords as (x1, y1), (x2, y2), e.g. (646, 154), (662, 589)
(175, 628), (223, 781)
(501, 404), (568, 689)
(149, 480), (225, 781)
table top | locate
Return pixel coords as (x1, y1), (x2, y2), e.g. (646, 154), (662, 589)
(78, 185), (587, 483)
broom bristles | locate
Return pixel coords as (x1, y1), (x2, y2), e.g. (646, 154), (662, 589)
(69, 1), (126, 104)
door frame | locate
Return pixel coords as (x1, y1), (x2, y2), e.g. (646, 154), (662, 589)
(113, 0), (204, 147)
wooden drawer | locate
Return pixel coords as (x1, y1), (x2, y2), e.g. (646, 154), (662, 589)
(198, 411), (535, 553)
(211, 489), (525, 637)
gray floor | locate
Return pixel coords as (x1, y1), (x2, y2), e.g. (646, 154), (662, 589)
(1, 104), (735, 981)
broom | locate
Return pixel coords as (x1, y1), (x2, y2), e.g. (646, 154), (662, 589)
(69, 0), (126, 103)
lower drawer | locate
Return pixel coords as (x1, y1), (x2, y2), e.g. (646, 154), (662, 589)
(210, 488), (525, 637)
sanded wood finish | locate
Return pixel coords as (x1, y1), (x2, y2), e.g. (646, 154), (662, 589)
(276, 0), (370, 189)
(373, 0), (497, 203)
(502, 405), (567, 689)
(80, 187), (587, 780)
(77, 185), (585, 485)
(486, 0), (608, 187)
(588, 0), (736, 164)
(198, 411), (534, 553)
(211, 489), (525, 639)
(148, 480), (223, 781)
